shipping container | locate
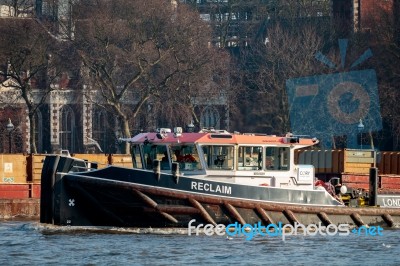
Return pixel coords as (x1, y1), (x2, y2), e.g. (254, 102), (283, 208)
(0, 154), (27, 184)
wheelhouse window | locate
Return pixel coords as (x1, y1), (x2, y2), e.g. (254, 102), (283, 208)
(171, 145), (202, 171)
(140, 144), (202, 171)
(202, 145), (234, 170)
(265, 147), (290, 171)
(238, 146), (263, 170)
(142, 144), (169, 170)
(131, 144), (143, 169)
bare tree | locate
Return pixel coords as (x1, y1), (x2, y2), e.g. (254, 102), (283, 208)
(362, 2), (400, 150)
(152, 44), (235, 130)
(72, 0), (230, 153)
(0, 19), (63, 153)
(238, 24), (323, 134)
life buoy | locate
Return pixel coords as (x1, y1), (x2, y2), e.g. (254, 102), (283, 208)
(183, 154), (196, 162)
(315, 180), (325, 187)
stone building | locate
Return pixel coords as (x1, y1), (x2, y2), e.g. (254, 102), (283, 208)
(332, 0), (398, 34)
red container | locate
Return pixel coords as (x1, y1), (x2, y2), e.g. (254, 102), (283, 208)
(30, 184), (41, 198)
(0, 184), (30, 199)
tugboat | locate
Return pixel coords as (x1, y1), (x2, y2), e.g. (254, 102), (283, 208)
(40, 127), (400, 228)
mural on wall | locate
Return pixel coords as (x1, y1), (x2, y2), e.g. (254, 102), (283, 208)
(286, 39), (382, 149)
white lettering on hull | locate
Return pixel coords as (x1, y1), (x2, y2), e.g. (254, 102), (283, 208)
(382, 198), (400, 207)
(191, 181), (232, 195)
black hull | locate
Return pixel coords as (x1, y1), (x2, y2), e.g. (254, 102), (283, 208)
(40, 155), (400, 228)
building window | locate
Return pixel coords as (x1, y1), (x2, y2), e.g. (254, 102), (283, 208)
(200, 13), (210, 21)
(59, 105), (74, 152)
(92, 108), (108, 153)
(201, 107), (220, 129)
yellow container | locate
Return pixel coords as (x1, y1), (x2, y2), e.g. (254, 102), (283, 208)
(0, 154), (28, 184)
(344, 149), (375, 174)
(110, 154), (133, 168)
(29, 154), (47, 183)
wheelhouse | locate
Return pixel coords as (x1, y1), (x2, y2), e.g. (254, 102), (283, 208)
(127, 128), (318, 188)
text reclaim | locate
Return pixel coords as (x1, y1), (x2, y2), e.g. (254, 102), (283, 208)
(191, 181), (232, 195)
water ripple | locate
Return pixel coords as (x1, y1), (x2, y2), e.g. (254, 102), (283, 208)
(0, 221), (399, 265)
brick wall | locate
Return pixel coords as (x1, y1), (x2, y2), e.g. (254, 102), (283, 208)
(359, 0), (394, 31)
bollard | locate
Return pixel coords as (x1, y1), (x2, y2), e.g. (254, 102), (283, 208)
(369, 167), (378, 206)
(172, 162), (179, 184)
(153, 159), (161, 181)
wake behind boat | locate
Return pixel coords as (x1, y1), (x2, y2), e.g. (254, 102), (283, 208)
(40, 127), (400, 228)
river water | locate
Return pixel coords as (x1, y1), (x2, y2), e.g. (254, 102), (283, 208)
(0, 220), (399, 266)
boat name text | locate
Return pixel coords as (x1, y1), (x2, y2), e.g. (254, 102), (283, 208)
(191, 181), (232, 195)
(382, 197), (400, 207)
(299, 170), (311, 175)
(253, 172), (265, 176)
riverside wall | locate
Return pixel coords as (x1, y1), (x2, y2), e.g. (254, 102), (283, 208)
(0, 153), (132, 220)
